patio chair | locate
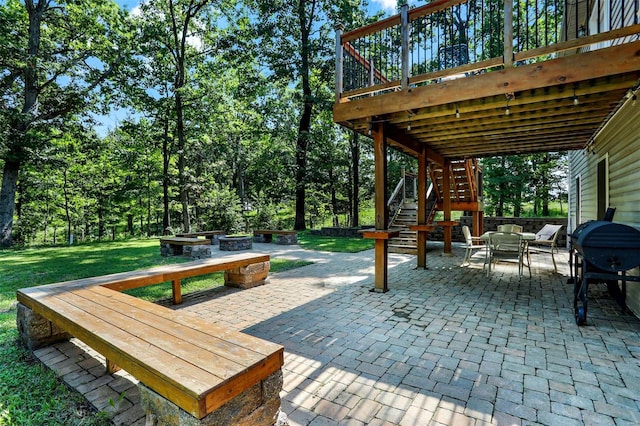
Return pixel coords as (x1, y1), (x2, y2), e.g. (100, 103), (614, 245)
(528, 224), (563, 272)
(497, 224), (523, 232)
(486, 232), (531, 278)
(461, 225), (485, 266)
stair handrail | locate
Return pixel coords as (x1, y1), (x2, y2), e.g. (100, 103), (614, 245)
(388, 177), (405, 207)
(388, 176), (405, 224)
(426, 183), (438, 223)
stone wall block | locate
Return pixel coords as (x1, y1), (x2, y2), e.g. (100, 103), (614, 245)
(16, 303), (71, 351)
(224, 261), (270, 289)
(138, 369), (284, 426)
(276, 234), (297, 245)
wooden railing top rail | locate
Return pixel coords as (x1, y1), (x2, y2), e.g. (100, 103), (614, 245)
(341, 0), (467, 43)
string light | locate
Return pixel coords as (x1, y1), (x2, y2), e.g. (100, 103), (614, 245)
(573, 90), (579, 106)
(633, 94), (637, 107)
(455, 104), (460, 118)
(505, 100), (510, 116)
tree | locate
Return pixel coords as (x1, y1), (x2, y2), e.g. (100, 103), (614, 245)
(0, 0), (131, 247)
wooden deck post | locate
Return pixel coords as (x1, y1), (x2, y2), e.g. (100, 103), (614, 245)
(443, 161), (453, 254)
(373, 122), (389, 292)
(416, 146), (427, 268)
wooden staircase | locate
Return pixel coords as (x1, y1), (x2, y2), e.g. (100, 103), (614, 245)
(388, 159), (481, 255)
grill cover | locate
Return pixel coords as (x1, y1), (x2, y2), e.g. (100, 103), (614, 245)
(571, 221), (640, 271)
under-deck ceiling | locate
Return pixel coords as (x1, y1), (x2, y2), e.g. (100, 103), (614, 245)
(334, 42), (640, 164)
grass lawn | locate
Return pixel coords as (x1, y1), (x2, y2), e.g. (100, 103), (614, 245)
(297, 230), (374, 253)
(0, 238), (312, 425)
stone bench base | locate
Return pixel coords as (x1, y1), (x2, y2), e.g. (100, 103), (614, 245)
(276, 234), (297, 245)
(139, 370), (286, 426)
(225, 261), (270, 289)
(161, 242), (211, 258)
(17, 303), (71, 351)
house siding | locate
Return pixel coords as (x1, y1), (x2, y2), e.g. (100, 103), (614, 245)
(569, 95), (640, 317)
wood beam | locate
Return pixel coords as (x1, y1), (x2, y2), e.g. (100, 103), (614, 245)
(333, 41), (640, 123)
(442, 161), (453, 254)
(373, 122), (389, 293)
(385, 125), (445, 166)
(416, 146), (428, 269)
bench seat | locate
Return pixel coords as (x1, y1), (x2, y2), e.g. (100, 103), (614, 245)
(16, 252), (283, 423)
(17, 285), (283, 420)
(160, 236), (209, 245)
(21, 253), (271, 305)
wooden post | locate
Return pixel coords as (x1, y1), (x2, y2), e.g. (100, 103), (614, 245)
(373, 122), (389, 292)
(443, 161), (453, 254)
(172, 279), (182, 305)
(416, 146), (427, 268)
(504, 0), (513, 68)
(335, 23), (344, 102)
(401, 4), (410, 91)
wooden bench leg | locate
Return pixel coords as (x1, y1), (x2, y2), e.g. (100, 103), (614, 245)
(172, 279), (182, 305)
(106, 359), (121, 374)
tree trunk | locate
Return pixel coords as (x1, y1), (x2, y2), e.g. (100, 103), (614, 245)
(162, 112), (171, 235)
(542, 154), (550, 216)
(350, 131), (360, 227)
(329, 167), (339, 227)
(62, 170), (72, 245)
(128, 214), (134, 235)
(0, 160), (20, 247)
(0, 1), (46, 247)
(294, 0), (313, 231)
(176, 91), (190, 232)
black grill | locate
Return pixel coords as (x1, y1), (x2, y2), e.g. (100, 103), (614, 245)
(570, 221), (640, 325)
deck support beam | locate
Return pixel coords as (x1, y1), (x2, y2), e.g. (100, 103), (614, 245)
(416, 146), (428, 269)
(373, 122), (389, 292)
(442, 161), (453, 255)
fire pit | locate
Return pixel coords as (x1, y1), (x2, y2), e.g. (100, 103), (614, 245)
(571, 220), (640, 325)
(219, 235), (252, 251)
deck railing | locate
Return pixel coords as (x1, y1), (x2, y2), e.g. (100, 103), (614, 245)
(336, 0), (640, 101)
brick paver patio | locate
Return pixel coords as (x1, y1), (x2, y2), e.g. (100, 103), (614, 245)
(34, 242), (640, 425)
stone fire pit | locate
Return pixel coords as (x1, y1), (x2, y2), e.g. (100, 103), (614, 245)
(219, 235), (252, 251)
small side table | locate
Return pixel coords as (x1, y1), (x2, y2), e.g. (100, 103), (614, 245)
(359, 229), (400, 293)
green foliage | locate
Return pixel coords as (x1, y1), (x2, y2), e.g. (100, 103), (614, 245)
(481, 153), (567, 218)
(195, 185), (244, 233)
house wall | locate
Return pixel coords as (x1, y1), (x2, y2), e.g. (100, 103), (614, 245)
(569, 94), (640, 316)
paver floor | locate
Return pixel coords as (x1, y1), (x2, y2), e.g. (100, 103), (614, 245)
(34, 242), (640, 425)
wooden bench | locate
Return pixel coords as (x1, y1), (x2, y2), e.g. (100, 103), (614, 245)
(176, 230), (226, 245)
(160, 236), (211, 257)
(16, 253), (283, 425)
(253, 230), (298, 245)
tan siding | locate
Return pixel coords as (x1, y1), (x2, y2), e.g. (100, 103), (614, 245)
(584, 97), (640, 316)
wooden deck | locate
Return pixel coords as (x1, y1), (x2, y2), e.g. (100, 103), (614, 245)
(334, 2), (640, 163)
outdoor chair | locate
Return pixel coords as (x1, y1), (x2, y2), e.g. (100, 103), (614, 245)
(461, 225), (485, 266)
(497, 224), (523, 233)
(486, 231), (531, 278)
(528, 224), (563, 272)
